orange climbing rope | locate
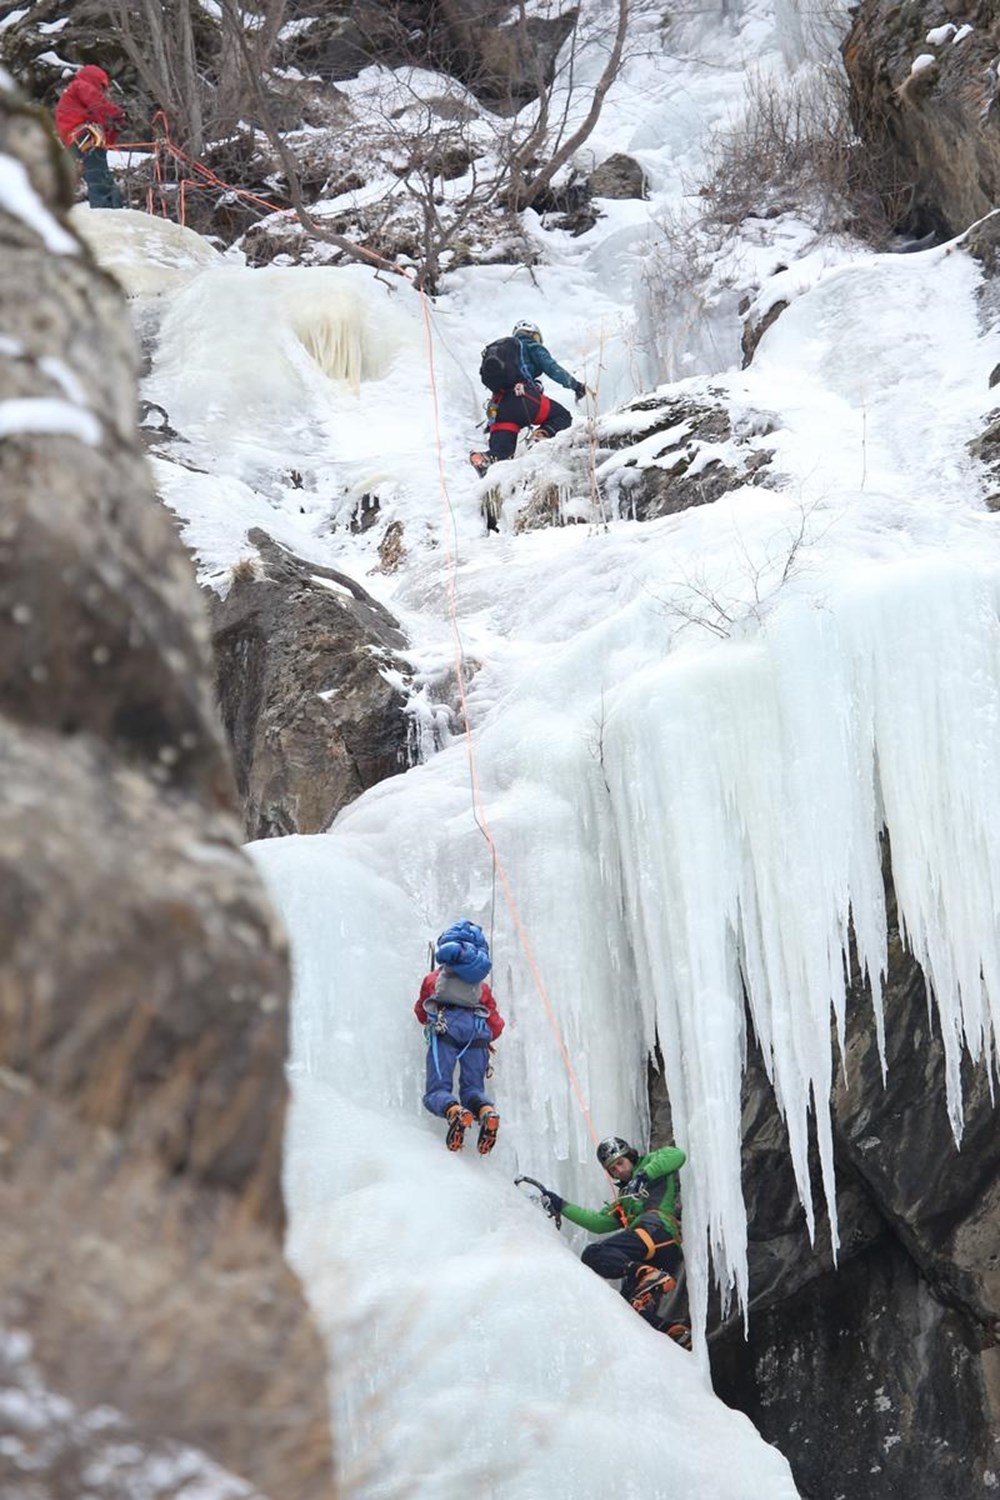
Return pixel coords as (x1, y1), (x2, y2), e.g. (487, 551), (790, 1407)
(116, 113), (598, 1141)
(416, 293), (599, 1145)
(117, 113), (297, 226)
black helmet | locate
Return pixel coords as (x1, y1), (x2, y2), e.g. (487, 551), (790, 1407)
(596, 1136), (637, 1170)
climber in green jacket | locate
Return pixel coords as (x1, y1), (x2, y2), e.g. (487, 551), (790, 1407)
(535, 1135), (690, 1347)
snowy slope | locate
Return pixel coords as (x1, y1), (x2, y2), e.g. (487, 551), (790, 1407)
(69, 0), (1000, 1492)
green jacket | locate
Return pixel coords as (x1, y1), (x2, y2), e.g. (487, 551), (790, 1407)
(560, 1145), (685, 1237)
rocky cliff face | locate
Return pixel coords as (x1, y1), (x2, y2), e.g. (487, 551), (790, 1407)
(289, 0), (577, 105)
(703, 857), (1000, 1499)
(844, 0), (1000, 237)
(210, 529), (412, 839)
(0, 85), (330, 1498)
(631, 281), (1000, 1491)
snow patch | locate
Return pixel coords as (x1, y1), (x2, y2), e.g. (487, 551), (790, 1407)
(0, 154), (78, 255)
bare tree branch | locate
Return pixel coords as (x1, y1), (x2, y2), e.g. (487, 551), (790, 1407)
(509, 0), (629, 210)
(218, 0), (402, 277)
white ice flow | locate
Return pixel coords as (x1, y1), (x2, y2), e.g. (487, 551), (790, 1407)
(255, 837), (801, 1500)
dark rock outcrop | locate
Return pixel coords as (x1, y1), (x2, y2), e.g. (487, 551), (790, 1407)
(281, 0), (577, 103)
(713, 1236), (998, 1500)
(506, 390), (777, 534)
(741, 297), (789, 368)
(970, 408), (1000, 507)
(0, 85), (330, 1498)
(843, 0), (1000, 237)
(605, 393), (779, 522)
(421, 0), (578, 107)
(604, 393), (776, 523)
(701, 862), (1000, 1499)
(588, 152), (647, 200)
(210, 529), (411, 838)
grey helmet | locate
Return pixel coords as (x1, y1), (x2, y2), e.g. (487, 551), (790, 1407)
(512, 320), (542, 342)
(596, 1136), (638, 1170)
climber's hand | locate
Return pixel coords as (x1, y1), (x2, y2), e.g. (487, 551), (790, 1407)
(624, 1171), (650, 1200)
(540, 1187), (565, 1218)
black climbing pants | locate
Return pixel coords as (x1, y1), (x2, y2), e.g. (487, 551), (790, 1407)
(488, 383), (572, 461)
(583, 1211), (685, 1330)
(582, 1211), (682, 1282)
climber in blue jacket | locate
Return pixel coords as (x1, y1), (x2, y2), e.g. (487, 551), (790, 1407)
(471, 321), (589, 478)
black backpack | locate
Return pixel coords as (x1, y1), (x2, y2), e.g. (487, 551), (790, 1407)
(479, 336), (525, 391)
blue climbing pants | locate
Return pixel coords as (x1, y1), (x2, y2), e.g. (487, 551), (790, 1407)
(73, 146), (123, 209)
(423, 1006), (493, 1117)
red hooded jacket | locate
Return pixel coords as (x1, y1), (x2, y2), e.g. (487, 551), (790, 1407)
(54, 66), (124, 148)
(415, 969), (505, 1041)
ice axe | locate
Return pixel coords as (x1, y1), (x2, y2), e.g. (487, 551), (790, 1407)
(514, 1175), (562, 1229)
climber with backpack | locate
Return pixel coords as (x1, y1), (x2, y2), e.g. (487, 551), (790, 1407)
(415, 920), (505, 1154)
(53, 65), (126, 209)
(527, 1135), (691, 1347)
(469, 320), (589, 483)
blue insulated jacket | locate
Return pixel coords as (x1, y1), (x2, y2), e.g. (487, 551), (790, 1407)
(515, 335), (577, 393)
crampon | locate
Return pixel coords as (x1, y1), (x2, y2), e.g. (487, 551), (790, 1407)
(445, 1105), (474, 1151)
(629, 1266), (677, 1316)
(477, 1107), (500, 1155)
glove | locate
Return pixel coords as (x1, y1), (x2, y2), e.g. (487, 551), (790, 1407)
(540, 1188), (565, 1218)
(572, 380), (587, 401)
(624, 1172), (650, 1200)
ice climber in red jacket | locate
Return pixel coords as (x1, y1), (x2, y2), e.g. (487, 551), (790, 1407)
(415, 920), (505, 1155)
(54, 65), (125, 209)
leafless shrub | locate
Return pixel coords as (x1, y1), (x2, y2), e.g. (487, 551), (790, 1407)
(233, 0), (631, 290)
(700, 63), (913, 244)
(108, 0), (289, 158)
(637, 59), (917, 380)
(228, 554), (264, 584)
(636, 202), (744, 382)
(647, 502), (823, 640)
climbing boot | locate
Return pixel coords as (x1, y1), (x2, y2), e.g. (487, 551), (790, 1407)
(477, 1106), (500, 1156)
(663, 1322), (693, 1350)
(629, 1265), (677, 1315)
(445, 1103), (474, 1151)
